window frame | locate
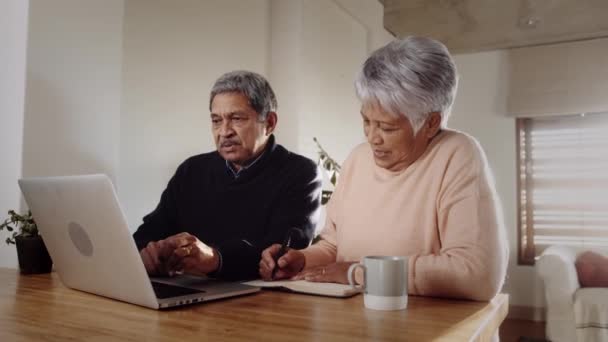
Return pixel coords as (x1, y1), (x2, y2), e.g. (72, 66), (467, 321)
(516, 118), (535, 265)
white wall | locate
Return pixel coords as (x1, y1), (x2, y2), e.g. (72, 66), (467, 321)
(294, 0), (369, 161)
(0, 0), (29, 268)
(450, 51), (544, 311)
(268, 0), (302, 152)
(119, 0), (271, 230)
(271, 0), (367, 162)
(270, 0), (392, 175)
(22, 0), (124, 183)
(268, 0), (391, 233)
(333, 0), (393, 52)
(271, 0), (392, 162)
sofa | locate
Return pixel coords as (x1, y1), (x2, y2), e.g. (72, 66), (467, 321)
(537, 245), (608, 342)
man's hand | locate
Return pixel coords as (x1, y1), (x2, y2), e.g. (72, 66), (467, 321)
(259, 244), (306, 281)
(139, 239), (174, 276)
(139, 232), (219, 276)
(165, 233), (220, 276)
(292, 262), (355, 284)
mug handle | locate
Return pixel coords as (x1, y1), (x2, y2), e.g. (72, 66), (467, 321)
(347, 263), (366, 291)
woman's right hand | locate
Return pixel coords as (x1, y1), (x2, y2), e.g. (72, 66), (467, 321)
(259, 244), (306, 281)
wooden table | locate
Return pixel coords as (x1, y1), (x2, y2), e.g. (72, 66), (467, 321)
(0, 268), (508, 341)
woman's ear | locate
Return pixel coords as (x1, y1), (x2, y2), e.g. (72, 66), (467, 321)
(425, 112), (442, 138)
(265, 112), (278, 136)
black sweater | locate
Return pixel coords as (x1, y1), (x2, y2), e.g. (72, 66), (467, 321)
(133, 136), (322, 280)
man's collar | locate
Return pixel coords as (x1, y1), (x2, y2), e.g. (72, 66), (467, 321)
(226, 149), (266, 178)
(225, 135), (276, 179)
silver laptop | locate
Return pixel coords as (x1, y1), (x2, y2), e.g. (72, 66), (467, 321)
(18, 174), (260, 309)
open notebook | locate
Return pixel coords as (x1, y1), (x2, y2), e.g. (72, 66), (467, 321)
(243, 279), (360, 298)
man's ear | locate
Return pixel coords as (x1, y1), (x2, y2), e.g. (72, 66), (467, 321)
(425, 112), (442, 138)
(265, 112), (278, 136)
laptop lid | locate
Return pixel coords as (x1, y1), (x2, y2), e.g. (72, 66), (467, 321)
(18, 174), (258, 309)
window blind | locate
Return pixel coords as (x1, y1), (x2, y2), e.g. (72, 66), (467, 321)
(517, 112), (608, 264)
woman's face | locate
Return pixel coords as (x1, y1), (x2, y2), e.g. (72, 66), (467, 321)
(361, 102), (439, 172)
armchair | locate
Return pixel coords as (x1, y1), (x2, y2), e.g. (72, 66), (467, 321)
(537, 245), (608, 342)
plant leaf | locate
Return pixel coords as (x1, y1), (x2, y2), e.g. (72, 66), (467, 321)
(321, 190), (333, 205)
(313, 138), (341, 205)
(323, 160), (331, 171)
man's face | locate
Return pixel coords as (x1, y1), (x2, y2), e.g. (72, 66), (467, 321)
(210, 92), (274, 170)
(361, 102), (434, 172)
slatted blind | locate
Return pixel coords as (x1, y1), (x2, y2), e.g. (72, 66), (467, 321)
(517, 113), (608, 264)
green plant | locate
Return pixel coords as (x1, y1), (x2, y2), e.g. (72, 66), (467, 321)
(313, 137), (341, 205)
(0, 210), (38, 245)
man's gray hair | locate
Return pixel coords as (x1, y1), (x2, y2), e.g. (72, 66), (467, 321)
(209, 70), (277, 121)
(355, 36), (458, 134)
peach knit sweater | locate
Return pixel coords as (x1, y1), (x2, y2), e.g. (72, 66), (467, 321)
(302, 130), (508, 300)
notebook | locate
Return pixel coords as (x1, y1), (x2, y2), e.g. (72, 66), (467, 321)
(244, 279), (361, 298)
(18, 174), (260, 309)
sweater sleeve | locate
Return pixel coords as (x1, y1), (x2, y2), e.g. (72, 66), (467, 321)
(300, 151), (354, 269)
(300, 198), (339, 268)
(213, 160), (323, 280)
(408, 139), (509, 301)
(132, 164), (183, 251)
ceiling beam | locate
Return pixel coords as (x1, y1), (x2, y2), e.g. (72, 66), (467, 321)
(380, 0), (608, 53)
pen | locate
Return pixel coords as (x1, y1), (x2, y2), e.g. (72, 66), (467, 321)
(271, 228), (299, 280)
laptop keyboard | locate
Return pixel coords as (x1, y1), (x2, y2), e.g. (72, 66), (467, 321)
(151, 281), (204, 299)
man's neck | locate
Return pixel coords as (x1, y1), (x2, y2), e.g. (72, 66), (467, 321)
(232, 143), (268, 171)
(226, 141), (271, 178)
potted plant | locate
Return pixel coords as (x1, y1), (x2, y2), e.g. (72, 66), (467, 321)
(0, 210), (52, 274)
(312, 138), (342, 244)
(313, 137), (341, 205)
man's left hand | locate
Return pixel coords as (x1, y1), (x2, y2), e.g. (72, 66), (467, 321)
(165, 232), (220, 276)
(292, 262), (355, 284)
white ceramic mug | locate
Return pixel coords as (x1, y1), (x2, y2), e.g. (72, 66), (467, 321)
(347, 256), (408, 310)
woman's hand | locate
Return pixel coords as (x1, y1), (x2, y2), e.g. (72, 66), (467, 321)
(259, 244), (306, 280)
(293, 262), (355, 284)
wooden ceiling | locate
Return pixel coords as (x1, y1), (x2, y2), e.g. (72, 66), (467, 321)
(380, 0), (608, 53)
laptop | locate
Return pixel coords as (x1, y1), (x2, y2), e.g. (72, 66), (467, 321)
(18, 174), (260, 309)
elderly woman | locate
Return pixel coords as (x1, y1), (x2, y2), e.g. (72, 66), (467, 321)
(259, 37), (508, 301)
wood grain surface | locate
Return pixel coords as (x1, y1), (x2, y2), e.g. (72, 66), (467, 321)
(0, 268), (507, 341)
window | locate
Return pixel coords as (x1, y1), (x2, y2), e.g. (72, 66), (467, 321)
(517, 112), (608, 265)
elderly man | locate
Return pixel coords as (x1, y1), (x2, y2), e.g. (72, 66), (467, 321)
(134, 70), (322, 280)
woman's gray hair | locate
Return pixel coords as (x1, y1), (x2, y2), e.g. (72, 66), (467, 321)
(355, 36), (458, 134)
(209, 70), (277, 121)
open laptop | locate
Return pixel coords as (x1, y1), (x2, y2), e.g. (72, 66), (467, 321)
(18, 174), (260, 309)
